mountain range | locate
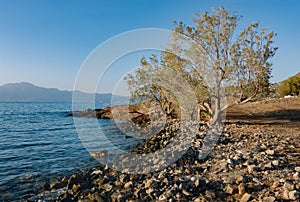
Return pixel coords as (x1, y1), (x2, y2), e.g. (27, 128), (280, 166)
(0, 82), (129, 104)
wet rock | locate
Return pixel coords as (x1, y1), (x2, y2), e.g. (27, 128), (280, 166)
(40, 182), (50, 191)
(71, 184), (81, 195)
(50, 179), (65, 189)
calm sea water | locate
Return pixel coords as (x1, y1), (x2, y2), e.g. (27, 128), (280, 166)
(0, 102), (138, 201)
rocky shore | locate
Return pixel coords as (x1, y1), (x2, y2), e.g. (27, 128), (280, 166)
(29, 124), (299, 201)
(31, 98), (299, 201)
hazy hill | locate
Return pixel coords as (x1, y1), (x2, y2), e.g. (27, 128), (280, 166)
(0, 82), (128, 104)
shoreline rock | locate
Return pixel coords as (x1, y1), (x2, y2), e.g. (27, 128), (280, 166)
(28, 120), (300, 201)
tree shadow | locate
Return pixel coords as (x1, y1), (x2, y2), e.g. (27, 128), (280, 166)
(226, 109), (300, 125)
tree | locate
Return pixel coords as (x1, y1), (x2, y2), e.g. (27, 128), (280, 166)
(125, 6), (277, 124)
(277, 73), (300, 96)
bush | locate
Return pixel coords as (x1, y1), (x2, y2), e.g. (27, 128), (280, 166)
(278, 73), (300, 96)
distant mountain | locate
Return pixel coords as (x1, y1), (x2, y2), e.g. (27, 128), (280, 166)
(0, 82), (129, 104)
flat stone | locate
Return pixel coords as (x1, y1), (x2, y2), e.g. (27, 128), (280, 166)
(265, 162), (272, 169)
(238, 183), (246, 195)
(182, 189), (191, 196)
(295, 167), (300, 172)
(225, 184), (234, 194)
(240, 193), (251, 202)
(263, 196), (276, 202)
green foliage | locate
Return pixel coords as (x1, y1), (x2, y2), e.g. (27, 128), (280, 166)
(278, 74), (300, 96)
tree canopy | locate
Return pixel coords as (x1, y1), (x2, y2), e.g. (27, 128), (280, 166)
(125, 6), (277, 123)
(278, 73), (300, 96)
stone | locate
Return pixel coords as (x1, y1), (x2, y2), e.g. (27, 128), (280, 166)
(50, 179), (64, 189)
(144, 179), (153, 188)
(295, 167), (300, 172)
(159, 194), (167, 201)
(240, 193), (251, 202)
(283, 181), (294, 191)
(282, 190), (290, 200)
(289, 190), (300, 200)
(271, 181), (280, 189)
(182, 190), (191, 196)
(271, 160), (279, 166)
(124, 181), (132, 189)
(266, 149), (275, 155)
(61, 176), (69, 184)
(265, 162), (272, 169)
(238, 183), (246, 195)
(227, 158), (234, 165)
(71, 184), (81, 195)
(247, 165), (256, 173)
(236, 175), (245, 183)
(263, 196), (276, 202)
(293, 172), (300, 179)
(225, 184), (234, 194)
(88, 192), (103, 202)
(40, 182), (50, 191)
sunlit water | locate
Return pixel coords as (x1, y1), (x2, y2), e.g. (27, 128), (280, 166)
(0, 102), (138, 201)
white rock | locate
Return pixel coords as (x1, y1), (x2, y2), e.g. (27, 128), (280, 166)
(266, 149), (275, 155)
(271, 160), (279, 166)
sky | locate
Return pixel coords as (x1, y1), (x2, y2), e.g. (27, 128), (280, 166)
(0, 0), (299, 95)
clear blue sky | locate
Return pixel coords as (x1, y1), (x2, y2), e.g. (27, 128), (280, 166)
(0, 0), (299, 94)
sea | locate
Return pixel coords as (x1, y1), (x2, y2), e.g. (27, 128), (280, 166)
(0, 102), (139, 201)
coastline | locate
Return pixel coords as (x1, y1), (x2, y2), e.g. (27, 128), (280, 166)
(31, 98), (300, 201)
